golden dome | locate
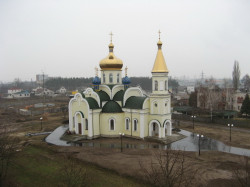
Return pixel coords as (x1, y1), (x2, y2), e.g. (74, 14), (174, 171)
(99, 42), (123, 70)
(152, 40), (169, 73)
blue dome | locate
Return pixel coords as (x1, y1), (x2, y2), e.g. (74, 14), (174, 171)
(122, 76), (131, 85)
(92, 76), (101, 85)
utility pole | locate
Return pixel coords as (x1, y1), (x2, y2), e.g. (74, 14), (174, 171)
(42, 72), (45, 116)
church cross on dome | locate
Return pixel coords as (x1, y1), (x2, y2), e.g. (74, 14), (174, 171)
(109, 32), (113, 43)
(95, 66), (98, 76)
(125, 66), (128, 76)
(158, 30), (161, 40)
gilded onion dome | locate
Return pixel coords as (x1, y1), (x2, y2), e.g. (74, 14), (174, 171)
(99, 42), (123, 70)
(151, 39), (169, 73)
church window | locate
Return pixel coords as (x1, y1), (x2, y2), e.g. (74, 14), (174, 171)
(165, 80), (167, 90)
(153, 123), (156, 131)
(154, 103), (158, 107)
(85, 119), (88, 130)
(125, 118), (129, 130)
(103, 74), (106, 83)
(133, 119), (138, 131)
(160, 81), (164, 91)
(165, 102), (167, 107)
(155, 81), (158, 91)
(110, 119), (115, 130)
(117, 73), (120, 83)
(109, 73), (113, 83)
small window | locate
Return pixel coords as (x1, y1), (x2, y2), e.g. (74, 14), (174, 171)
(109, 73), (113, 83)
(110, 119), (115, 130)
(125, 118), (129, 130)
(155, 81), (158, 91)
(165, 103), (167, 107)
(103, 74), (106, 83)
(154, 103), (158, 107)
(165, 80), (167, 90)
(133, 119), (137, 131)
(85, 119), (88, 130)
(117, 73), (120, 83)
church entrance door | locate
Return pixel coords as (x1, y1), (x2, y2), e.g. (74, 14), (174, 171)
(152, 122), (158, 137)
(78, 123), (82, 134)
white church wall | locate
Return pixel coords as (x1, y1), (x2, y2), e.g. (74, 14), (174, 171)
(99, 113), (124, 136)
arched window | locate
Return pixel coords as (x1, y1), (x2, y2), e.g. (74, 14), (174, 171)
(85, 119), (88, 130)
(117, 73), (120, 83)
(165, 80), (167, 90)
(103, 74), (106, 83)
(155, 80), (158, 91)
(110, 119), (115, 130)
(133, 119), (138, 131)
(109, 73), (113, 83)
(153, 123), (156, 131)
(125, 118), (129, 130)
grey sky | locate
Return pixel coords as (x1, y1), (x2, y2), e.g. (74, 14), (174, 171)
(0, 0), (250, 82)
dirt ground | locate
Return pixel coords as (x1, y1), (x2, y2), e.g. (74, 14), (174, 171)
(55, 141), (247, 187)
(1, 108), (250, 187)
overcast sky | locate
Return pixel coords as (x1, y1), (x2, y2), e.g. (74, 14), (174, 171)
(0, 0), (249, 82)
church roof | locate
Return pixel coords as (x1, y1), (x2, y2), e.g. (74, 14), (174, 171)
(102, 100), (123, 113)
(113, 90), (124, 101)
(124, 96), (147, 109)
(85, 97), (100, 109)
(96, 90), (110, 102)
(151, 40), (169, 73)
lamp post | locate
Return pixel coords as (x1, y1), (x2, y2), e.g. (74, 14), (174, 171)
(40, 117), (43, 130)
(228, 124), (233, 142)
(197, 134), (204, 156)
(191, 115), (196, 129)
(119, 132), (124, 152)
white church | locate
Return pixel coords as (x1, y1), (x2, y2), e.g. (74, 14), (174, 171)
(68, 33), (172, 139)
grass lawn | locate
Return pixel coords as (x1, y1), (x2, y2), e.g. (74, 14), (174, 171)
(7, 143), (148, 187)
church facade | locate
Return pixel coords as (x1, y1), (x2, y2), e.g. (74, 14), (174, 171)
(68, 34), (172, 139)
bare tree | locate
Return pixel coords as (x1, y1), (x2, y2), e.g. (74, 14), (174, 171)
(233, 156), (250, 187)
(232, 60), (241, 90)
(60, 104), (68, 119)
(139, 149), (197, 187)
(0, 127), (18, 186)
(242, 74), (250, 92)
(60, 154), (88, 187)
(13, 78), (22, 88)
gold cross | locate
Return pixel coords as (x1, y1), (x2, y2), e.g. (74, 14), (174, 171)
(158, 30), (161, 40)
(110, 32), (113, 43)
(95, 67), (98, 76)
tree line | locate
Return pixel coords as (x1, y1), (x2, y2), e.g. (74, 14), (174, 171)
(44, 77), (179, 92)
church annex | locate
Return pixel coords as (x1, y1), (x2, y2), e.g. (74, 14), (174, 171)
(68, 33), (172, 139)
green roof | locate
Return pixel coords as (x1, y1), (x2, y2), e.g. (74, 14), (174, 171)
(113, 90), (124, 101)
(102, 100), (123, 113)
(124, 96), (147, 109)
(85, 97), (100, 109)
(96, 90), (110, 102)
(81, 92), (85, 98)
(107, 84), (115, 90)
